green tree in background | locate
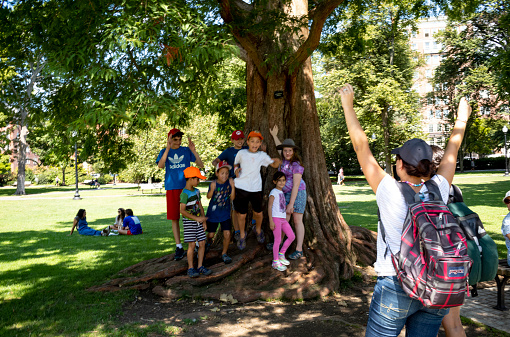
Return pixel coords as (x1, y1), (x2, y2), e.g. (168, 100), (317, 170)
(433, 0), (509, 170)
(316, 1), (425, 174)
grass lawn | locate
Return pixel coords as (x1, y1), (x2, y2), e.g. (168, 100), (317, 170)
(1, 174), (509, 336)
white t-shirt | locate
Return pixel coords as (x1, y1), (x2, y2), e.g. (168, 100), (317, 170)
(234, 149), (274, 192)
(269, 188), (287, 219)
(374, 174), (450, 276)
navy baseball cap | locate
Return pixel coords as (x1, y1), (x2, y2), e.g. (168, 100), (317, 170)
(391, 138), (432, 167)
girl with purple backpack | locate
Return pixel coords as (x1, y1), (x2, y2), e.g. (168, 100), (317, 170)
(339, 83), (471, 337)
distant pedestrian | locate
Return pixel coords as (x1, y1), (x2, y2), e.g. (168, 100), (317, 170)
(55, 176), (60, 186)
(338, 167), (345, 185)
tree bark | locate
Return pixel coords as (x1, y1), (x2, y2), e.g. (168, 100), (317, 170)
(13, 55), (45, 195)
(15, 124), (28, 195)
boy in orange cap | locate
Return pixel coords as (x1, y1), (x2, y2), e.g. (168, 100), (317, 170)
(233, 130), (281, 249)
(157, 128), (204, 261)
(180, 167), (212, 278)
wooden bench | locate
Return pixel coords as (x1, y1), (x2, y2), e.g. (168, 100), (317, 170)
(494, 259), (510, 311)
(82, 180), (99, 189)
(139, 183), (163, 194)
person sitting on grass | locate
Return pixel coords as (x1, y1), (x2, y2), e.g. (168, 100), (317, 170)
(205, 160), (236, 264)
(180, 167), (212, 278)
(70, 209), (109, 236)
(112, 208), (126, 230)
(117, 209), (143, 235)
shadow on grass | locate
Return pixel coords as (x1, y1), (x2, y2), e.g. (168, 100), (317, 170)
(0, 213), (176, 336)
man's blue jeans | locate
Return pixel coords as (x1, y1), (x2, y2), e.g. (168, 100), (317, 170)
(365, 276), (449, 337)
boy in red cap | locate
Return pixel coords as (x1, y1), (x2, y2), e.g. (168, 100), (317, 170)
(233, 131), (281, 249)
(180, 167), (211, 277)
(157, 128), (204, 261)
(212, 130), (247, 242)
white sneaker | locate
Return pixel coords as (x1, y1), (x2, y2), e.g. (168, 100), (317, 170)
(279, 253), (290, 266)
(272, 260), (287, 272)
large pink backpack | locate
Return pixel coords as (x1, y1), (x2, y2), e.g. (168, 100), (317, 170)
(380, 180), (473, 309)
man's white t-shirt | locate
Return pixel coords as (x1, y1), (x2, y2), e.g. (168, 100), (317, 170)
(374, 174), (450, 276)
(234, 150), (274, 192)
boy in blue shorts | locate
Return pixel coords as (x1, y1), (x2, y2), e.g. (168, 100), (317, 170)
(234, 131), (281, 250)
(157, 128), (204, 261)
(180, 167), (212, 278)
(206, 161), (236, 264)
(212, 130), (247, 242)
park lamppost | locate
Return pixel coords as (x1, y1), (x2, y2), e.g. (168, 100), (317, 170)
(504, 125), (509, 176)
(72, 132), (81, 200)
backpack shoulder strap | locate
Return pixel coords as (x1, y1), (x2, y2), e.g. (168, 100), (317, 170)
(449, 184), (464, 203)
(396, 181), (418, 204)
(424, 179), (442, 202)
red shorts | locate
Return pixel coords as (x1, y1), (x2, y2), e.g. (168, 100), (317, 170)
(166, 189), (183, 220)
(126, 230), (143, 235)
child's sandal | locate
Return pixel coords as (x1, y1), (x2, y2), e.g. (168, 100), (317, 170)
(288, 250), (303, 260)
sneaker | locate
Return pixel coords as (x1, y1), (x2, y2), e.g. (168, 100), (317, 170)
(101, 227), (110, 236)
(234, 231), (240, 242)
(222, 254), (232, 264)
(174, 247), (185, 261)
(279, 252), (290, 266)
(256, 230), (265, 244)
(187, 268), (199, 278)
(237, 237), (246, 250)
(272, 260), (287, 272)
(198, 266), (212, 276)
(108, 232), (119, 236)
(288, 250), (303, 260)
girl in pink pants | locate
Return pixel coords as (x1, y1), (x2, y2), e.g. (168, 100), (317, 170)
(268, 172), (296, 271)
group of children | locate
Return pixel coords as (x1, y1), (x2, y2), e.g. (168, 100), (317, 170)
(69, 208), (142, 236)
(158, 128), (303, 278)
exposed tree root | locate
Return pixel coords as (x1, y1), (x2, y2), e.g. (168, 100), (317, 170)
(349, 226), (377, 267)
(89, 228), (378, 302)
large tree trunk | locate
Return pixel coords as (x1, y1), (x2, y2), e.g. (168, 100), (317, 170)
(15, 125), (28, 195)
(245, 56), (355, 282)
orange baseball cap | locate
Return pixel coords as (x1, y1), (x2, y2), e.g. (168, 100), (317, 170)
(247, 131), (263, 140)
(184, 167), (207, 180)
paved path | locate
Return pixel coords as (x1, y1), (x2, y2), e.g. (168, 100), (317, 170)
(461, 285), (510, 333)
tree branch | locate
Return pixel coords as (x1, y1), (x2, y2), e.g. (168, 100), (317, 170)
(284, 0), (344, 72)
(218, 0), (268, 78)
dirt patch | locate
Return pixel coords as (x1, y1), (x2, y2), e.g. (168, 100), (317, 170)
(117, 273), (504, 337)
(119, 283), (373, 337)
